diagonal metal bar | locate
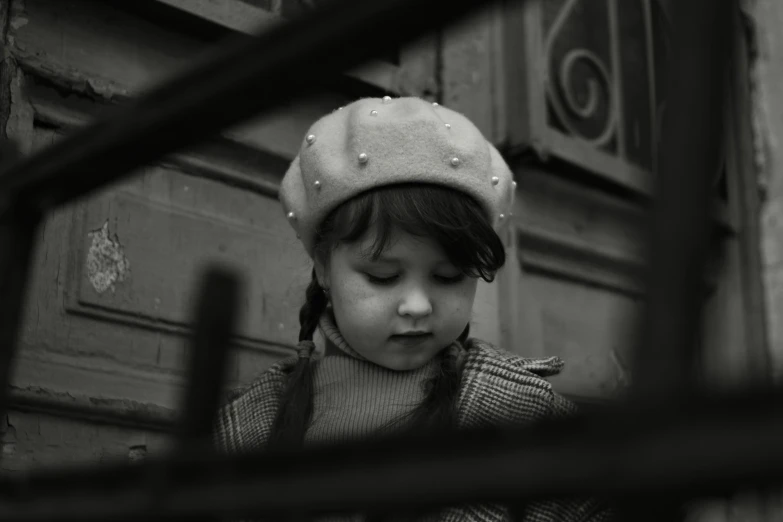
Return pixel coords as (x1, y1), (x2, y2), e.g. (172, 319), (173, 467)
(0, 0), (497, 215)
(631, 0), (733, 402)
(1, 389), (782, 521)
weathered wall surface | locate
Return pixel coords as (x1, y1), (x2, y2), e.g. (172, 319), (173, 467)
(749, 0), (783, 381)
(0, 0), (438, 472)
(0, 0), (335, 471)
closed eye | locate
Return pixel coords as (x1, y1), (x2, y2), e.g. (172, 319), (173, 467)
(365, 273), (399, 285)
(365, 273), (465, 285)
(434, 274), (465, 284)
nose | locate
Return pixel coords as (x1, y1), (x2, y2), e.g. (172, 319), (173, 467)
(397, 285), (433, 318)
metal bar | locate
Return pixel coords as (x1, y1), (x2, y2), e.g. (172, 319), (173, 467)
(0, 0), (498, 216)
(631, 0), (733, 402)
(622, 3), (734, 516)
(1, 388), (782, 521)
(0, 138), (42, 441)
(144, 266), (241, 521)
(0, 206), (41, 433)
(176, 266), (240, 447)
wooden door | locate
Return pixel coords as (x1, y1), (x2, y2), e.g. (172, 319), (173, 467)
(1, 0), (437, 470)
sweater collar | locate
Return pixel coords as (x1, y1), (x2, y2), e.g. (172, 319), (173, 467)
(318, 307), (370, 361)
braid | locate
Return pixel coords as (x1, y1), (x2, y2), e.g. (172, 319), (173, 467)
(268, 269), (329, 449)
(298, 268), (329, 342)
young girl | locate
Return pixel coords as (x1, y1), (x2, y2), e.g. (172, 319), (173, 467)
(214, 97), (612, 521)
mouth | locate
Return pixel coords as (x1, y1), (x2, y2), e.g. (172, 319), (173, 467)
(390, 332), (433, 345)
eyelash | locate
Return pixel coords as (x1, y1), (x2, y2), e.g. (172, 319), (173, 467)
(365, 274), (465, 285)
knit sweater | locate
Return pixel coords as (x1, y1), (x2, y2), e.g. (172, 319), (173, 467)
(307, 312), (437, 444)
(214, 313), (614, 522)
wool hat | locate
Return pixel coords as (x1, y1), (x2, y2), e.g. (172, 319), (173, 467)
(279, 96), (516, 258)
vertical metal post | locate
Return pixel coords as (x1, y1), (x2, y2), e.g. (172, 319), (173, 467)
(143, 265), (241, 520)
(177, 265), (240, 447)
(0, 140), (41, 447)
(0, 206), (41, 433)
(625, 0), (734, 519)
(631, 0), (734, 402)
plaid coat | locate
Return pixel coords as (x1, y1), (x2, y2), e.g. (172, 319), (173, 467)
(214, 338), (614, 522)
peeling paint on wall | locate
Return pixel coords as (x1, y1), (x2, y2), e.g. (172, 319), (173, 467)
(9, 0), (29, 33)
(6, 61), (34, 154)
(1, 415), (16, 460)
(13, 53), (131, 101)
(128, 445), (147, 463)
(86, 221), (131, 294)
(4, 0), (28, 51)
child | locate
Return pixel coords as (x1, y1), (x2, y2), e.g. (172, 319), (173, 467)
(213, 97), (612, 521)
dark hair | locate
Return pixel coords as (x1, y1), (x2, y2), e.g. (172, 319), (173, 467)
(268, 183), (506, 449)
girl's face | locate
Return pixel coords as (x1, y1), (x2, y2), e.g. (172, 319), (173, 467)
(316, 229), (478, 371)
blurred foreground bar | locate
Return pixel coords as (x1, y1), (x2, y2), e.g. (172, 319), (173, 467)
(630, 0), (733, 402)
(0, 137), (42, 436)
(1, 388), (782, 521)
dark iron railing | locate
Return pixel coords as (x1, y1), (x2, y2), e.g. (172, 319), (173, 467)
(1, 0), (777, 520)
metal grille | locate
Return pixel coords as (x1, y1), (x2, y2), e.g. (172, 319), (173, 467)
(2, 0), (779, 520)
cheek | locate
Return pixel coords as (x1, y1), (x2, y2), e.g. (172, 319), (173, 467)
(331, 273), (390, 317)
(449, 280), (478, 312)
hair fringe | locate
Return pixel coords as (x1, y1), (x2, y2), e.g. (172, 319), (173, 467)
(314, 184), (506, 283)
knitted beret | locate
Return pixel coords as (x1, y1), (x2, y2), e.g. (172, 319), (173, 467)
(279, 96), (516, 258)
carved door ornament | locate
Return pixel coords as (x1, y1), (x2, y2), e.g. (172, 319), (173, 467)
(504, 0), (731, 222)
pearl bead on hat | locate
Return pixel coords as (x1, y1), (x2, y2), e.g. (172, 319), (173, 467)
(279, 97), (516, 258)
